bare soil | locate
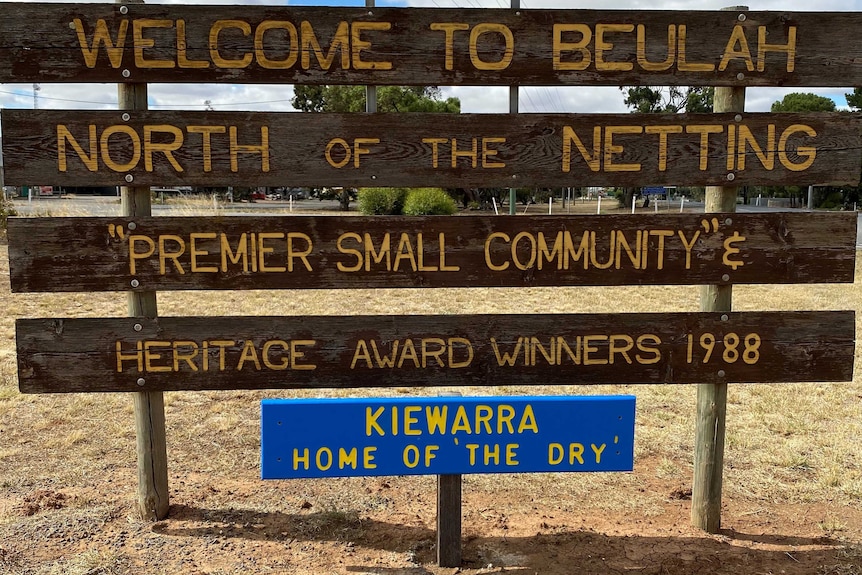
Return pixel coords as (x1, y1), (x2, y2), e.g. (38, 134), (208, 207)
(1, 206), (860, 575)
(1, 463), (859, 575)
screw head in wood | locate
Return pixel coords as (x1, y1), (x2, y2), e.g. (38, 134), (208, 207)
(136, 377), (145, 386)
(722, 274), (730, 281)
(721, 314), (729, 321)
(717, 370), (726, 378)
(737, 13), (746, 21)
(726, 173), (735, 181)
(120, 5), (129, 14)
(122, 113), (130, 122)
(128, 222), (137, 230)
(131, 279), (140, 288)
(134, 323), (143, 332)
(125, 174), (134, 183)
(122, 69), (131, 78)
(736, 72), (745, 80)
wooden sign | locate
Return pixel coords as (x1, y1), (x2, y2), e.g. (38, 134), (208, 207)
(261, 396), (636, 478)
(7, 213), (857, 293)
(15, 311), (855, 393)
(0, 5), (861, 87)
(3, 110), (861, 188)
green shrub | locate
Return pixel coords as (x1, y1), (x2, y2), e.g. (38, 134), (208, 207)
(819, 191), (844, 210)
(0, 194), (17, 238)
(402, 188), (457, 215)
(357, 187), (408, 215)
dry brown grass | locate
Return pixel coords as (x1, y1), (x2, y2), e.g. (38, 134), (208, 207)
(2, 245), (860, 500)
(0, 209), (860, 574)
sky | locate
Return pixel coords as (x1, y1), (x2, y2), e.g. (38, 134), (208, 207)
(0, 0), (860, 119)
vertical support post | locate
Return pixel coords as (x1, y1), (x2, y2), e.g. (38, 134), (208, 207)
(508, 0), (519, 215)
(118, 0), (169, 521)
(437, 391), (462, 567)
(437, 474), (462, 567)
(692, 45), (746, 532)
(366, 0), (377, 115)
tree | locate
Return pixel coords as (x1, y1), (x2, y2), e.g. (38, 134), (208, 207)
(621, 86), (714, 114)
(769, 93), (838, 207)
(291, 85), (326, 112)
(291, 85), (460, 210)
(617, 86), (714, 208)
(846, 87), (862, 110)
(292, 85), (459, 114)
(770, 92), (836, 112)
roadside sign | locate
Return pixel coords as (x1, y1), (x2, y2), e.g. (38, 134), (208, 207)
(261, 396), (636, 478)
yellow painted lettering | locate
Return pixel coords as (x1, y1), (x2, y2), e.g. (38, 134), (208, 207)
(300, 21), (349, 70)
(553, 23), (591, 70)
(210, 20), (253, 68)
(562, 125), (601, 172)
(604, 126), (642, 172)
(757, 26), (796, 72)
(133, 19), (175, 69)
(469, 23), (514, 70)
(778, 124), (816, 171)
(429, 22), (470, 70)
(74, 18), (128, 68)
(595, 23), (634, 71)
(351, 21), (392, 70)
(366, 406), (385, 436)
(57, 125), (98, 172)
(517, 405), (538, 434)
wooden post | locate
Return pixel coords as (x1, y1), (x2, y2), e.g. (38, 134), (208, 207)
(117, 1), (169, 520)
(437, 390), (462, 567)
(692, 7), (746, 532)
(507, 0), (519, 215)
(437, 474), (462, 567)
(365, 0), (376, 115)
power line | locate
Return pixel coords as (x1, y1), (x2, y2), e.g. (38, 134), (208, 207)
(0, 88), (298, 109)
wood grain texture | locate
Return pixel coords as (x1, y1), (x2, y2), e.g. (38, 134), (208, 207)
(437, 474), (462, 568)
(3, 110), (860, 188)
(692, 81), (744, 535)
(7, 213), (857, 293)
(0, 5), (860, 87)
(15, 311), (855, 393)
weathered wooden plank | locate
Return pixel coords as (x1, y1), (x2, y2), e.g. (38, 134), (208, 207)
(15, 311), (856, 393)
(7, 213), (857, 293)
(0, 5), (860, 87)
(3, 110), (860, 188)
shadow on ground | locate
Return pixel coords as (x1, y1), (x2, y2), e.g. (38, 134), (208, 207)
(153, 504), (856, 575)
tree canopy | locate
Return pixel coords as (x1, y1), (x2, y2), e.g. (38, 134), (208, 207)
(291, 85), (460, 113)
(846, 88), (862, 110)
(621, 86), (714, 114)
(770, 92), (836, 112)
(290, 85), (460, 210)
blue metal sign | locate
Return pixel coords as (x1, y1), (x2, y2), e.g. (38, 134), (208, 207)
(642, 186), (666, 195)
(261, 396), (635, 479)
